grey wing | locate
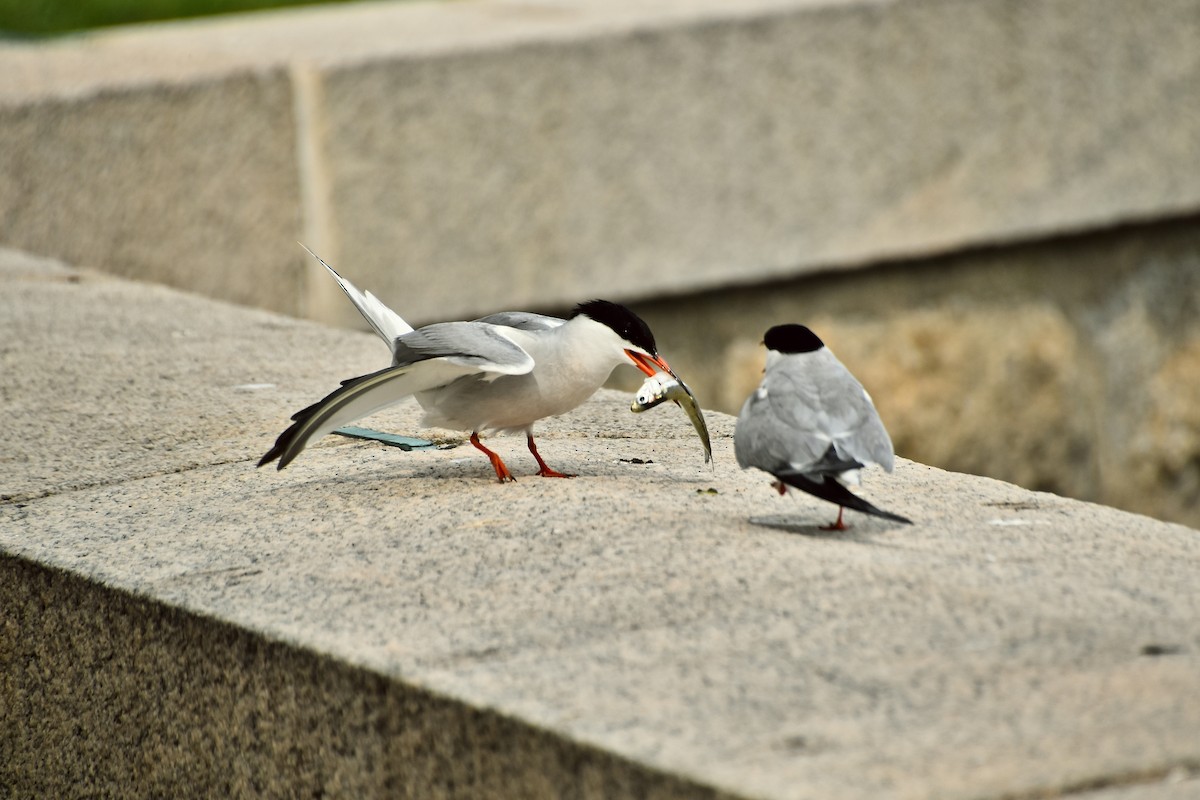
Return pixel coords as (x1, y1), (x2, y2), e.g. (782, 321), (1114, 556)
(735, 381), (830, 473)
(390, 321), (535, 374)
(734, 386), (775, 470)
(769, 355), (895, 472)
(838, 386), (895, 471)
(471, 311), (565, 332)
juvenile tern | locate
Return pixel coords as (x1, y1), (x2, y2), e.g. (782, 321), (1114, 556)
(259, 249), (674, 482)
(735, 324), (911, 529)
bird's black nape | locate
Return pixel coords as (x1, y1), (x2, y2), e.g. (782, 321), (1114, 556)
(763, 324), (824, 354)
(571, 300), (658, 354)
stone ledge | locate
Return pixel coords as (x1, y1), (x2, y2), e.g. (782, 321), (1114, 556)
(3, 247), (1200, 798)
(2, 0), (1198, 324)
(2, 556), (734, 799)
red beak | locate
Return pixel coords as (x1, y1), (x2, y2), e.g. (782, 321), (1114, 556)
(626, 349), (673, 378)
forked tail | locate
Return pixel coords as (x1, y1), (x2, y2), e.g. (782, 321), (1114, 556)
(300, 244), (413, 344)
(775, 469), (913, 525)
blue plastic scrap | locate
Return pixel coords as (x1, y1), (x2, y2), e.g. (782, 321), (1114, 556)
(332, 426), (446, 451)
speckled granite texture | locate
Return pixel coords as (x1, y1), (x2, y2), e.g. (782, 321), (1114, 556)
(2, 248), (1199, 799)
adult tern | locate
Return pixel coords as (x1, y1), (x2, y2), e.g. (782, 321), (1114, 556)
(259, 250), (674, 482)
(735, 324), (911, 529)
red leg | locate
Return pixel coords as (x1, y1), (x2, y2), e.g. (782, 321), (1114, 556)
(820, 506), (848, 531)
(527, 434), (574, 478)
(470, 432), (516, 483)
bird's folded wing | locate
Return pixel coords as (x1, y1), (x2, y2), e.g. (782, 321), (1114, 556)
(260, 359), (485, 470)
(766, 365), (894, 471)
(838, 414), (895, 472)
(766, 366), (855, 432)
(391, 321), (537, 374)
(471, 311), (565, 332)
(737, 381), (834, 471)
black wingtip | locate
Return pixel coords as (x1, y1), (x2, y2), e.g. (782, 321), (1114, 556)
(862, 505), (913, 526)
(258, 366), (402, 474)
(257, 441), (285, 469)
(259, 398), (325, 471)
(259, 413), (311, 471)
(774, 470), (912, 525)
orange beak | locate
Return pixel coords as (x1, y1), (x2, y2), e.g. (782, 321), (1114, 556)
(626, 349), (673, 378)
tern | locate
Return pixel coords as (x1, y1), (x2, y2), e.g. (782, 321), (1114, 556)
(259, 249), (674, 482)
(735, 324), (912, 529)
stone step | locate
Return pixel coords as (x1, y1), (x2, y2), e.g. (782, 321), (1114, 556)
(3, 246), (1198, 798)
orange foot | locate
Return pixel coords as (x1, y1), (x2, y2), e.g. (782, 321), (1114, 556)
(470, 432), (516, 483)
(528, 434), (575, 478)
(819, 507), (848, 531)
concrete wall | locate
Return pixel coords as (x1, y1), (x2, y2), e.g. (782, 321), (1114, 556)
(2, 0), (1198, 525)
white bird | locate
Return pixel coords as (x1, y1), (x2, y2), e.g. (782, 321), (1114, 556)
(259, 248), (674, 482)
(735, 324), (911, 529)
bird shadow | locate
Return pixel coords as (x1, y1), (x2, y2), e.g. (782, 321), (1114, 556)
(748, 514), (898, 544)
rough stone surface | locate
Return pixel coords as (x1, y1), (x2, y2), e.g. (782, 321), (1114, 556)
(0, 249), (377, 503)
(1076, 775), (1200, 800)
(2, 556), (735, 800)
(317, 0), (1200, 323)
(3, 248), (1200, 799)
(0, 73), (305, 315)
(3, 0), (1199, 531)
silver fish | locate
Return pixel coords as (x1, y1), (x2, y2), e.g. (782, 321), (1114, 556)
(631, 373), (676, 412)
(631, 373), (713, 464)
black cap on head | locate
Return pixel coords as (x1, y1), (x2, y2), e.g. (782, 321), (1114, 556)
(763, 324), (824, 354)
(571, 300), (658, 354)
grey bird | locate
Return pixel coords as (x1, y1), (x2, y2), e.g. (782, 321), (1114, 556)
(735, 324), (911, 529)
(259, 249), (675, 482)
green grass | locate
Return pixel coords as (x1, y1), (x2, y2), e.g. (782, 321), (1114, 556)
(0, 0), (364, 36)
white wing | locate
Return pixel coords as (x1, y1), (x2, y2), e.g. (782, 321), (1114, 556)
(261, 341), (535, 470)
